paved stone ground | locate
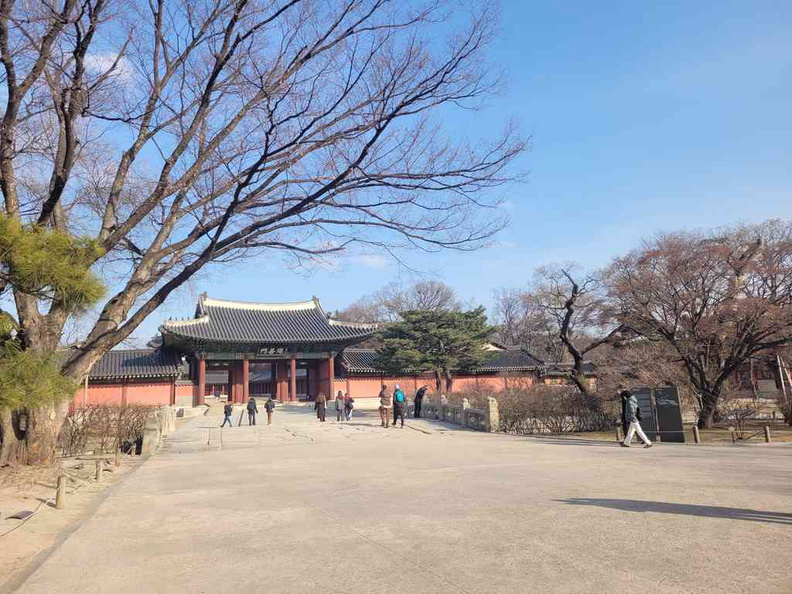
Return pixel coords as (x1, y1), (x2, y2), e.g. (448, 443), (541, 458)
(14, 404), (792, 594)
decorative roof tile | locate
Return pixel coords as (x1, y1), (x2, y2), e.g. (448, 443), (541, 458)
(89, 348), (181, 380)
(161, 295), (376, 345)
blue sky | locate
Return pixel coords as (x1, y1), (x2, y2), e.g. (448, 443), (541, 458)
(131, 0), (791, 343)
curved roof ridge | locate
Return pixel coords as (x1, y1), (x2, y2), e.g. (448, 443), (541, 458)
(163, 316), (210, 327)
(203, 295), (319, 311)
(328, 318), (378, 330)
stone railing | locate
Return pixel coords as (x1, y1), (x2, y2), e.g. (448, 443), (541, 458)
(420, 396), (499, 433)
(141, 406), (177, 455)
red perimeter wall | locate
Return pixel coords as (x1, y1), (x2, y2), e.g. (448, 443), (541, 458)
(72, 381), (175, 408)
(338, 373), (537, 399)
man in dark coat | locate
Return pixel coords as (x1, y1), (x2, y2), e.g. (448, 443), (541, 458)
(246, 397), (258, 425)
(414, 385), (428, 418)
(264, 396), (276, 425)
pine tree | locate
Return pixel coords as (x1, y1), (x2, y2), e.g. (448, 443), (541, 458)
(374, 307), (495, 391)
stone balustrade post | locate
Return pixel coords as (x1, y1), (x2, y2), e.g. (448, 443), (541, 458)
(440, 394), (447, 422)
(141, 410), (162, 455)
(462, 398), (470, 428)
(486, 397), (499, 433)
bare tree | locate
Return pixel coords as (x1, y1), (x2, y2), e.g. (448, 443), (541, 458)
(605, 220), (792, 428)
(0, 0), (524, 463)
(528, 266), (623, 397)
(339, 279), (460, 322)
(491, 286), (565, 358)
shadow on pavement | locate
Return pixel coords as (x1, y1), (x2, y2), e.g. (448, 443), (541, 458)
(523, 436), (620, 447)
(555, 498), (792, 525)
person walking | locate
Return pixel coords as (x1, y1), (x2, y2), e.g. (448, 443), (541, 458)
(246, 397), (258, 426)
(392, 384), (407, 428)
(344, 393), (355, 420)
(220, 401), (234, 428)
(264, 395), (276, 425)
(378, 384), (391, 428)
(621, 390), (652, 448)
(620, 389), (645, 445)
(335, 390), (345, 421)
(414, 384), (428, 418)
(315, 392), (327, 422)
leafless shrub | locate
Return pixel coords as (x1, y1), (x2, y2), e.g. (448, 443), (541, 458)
(60, 405), (153, 457)
(450, 385), (617, 435)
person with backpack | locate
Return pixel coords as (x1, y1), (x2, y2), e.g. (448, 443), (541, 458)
(246, 397), (258, 425)
(220, 401), (234, 428)
(264, 395), (276, 425)
(334, 390), (346, 422)
(413, 384), (428, 418)
(621, 390), (652, 448)
(344, 393), (355, 421)
(392, 384), (407, 428)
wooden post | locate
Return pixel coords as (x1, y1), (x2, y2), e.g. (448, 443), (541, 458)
(197, 358), (206, 406)
(764, 425), (771, 443)
(615, 425), (621, 442)
(95, 458), (104, 483)
(692, 425), (701, 444)
(242, 359), (249, 402)
(55, 472), (66, 509)
(327, 354), (335, 399)
(290, 357), (297, 402)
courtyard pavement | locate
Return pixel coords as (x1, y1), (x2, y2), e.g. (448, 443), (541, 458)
(14, 403), (792, 594)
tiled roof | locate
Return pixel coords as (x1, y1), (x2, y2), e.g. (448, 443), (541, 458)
(89, 349), (181, 380)
(474, 349), (544, 372)
(541, 362), (596, 377)
(340, 348), (543, 374)
(161, 295), (376, 345)
(341, 349), (382, 373)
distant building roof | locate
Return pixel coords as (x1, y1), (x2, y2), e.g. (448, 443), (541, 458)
(540, 361), (597, 377)
(89, 348), (182, 380)
(340, 348), (543, 375)
(160, 295), (376, 347)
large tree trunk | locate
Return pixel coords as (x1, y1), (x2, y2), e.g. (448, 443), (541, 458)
(434, 369), (443, 392)
(0, 403), (71, 466)
(443, 369), (453, 393)
(0, 409), (26, 465)
(697, 387), (721, 429)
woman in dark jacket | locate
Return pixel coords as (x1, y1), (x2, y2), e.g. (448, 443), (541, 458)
(315, 392), (327, 422)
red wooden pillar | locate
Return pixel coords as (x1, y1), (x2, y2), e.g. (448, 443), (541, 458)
(242, 359), (249, 401)
(274, 361), (283, 402)
(280, 361), (288, 402)
(197, 359), (206, 406)
(290, 357), (297, 402)
(327, 354), (335, 399)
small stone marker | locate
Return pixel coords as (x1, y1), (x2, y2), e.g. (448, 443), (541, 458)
(692, 425), (700, 444)
(764, 426), (771, 443)
(56, 473), (66, 509)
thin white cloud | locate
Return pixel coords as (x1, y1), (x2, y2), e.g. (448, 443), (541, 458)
(355, 254), (389, 269)
(84, 53), (135, 84)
